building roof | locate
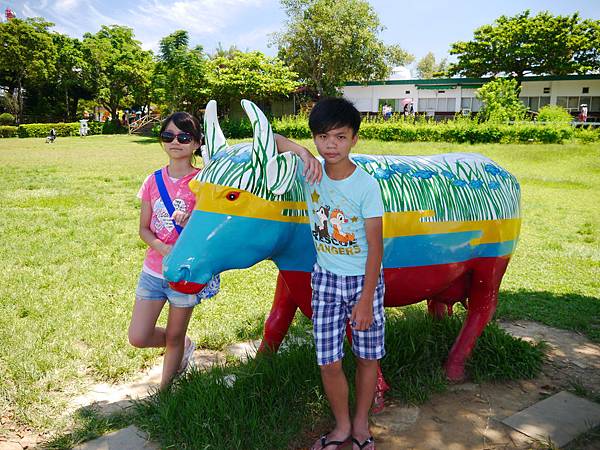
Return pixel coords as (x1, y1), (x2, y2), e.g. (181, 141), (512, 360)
(345, 74), (600, 87)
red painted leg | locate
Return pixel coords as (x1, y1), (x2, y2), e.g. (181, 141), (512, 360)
(258, 272), (298, 353)
(444, 257), (509, 381)
(372, 363), (390, 414)
(427, 299), (449, 319)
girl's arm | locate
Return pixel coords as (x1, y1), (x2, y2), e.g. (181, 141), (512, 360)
(139, 200), (171, 256)
(274, 133), (322, 184)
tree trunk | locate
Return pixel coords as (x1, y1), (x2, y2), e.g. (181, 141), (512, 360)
(16, 76), (23, 124)
(65, 86), (70, 122)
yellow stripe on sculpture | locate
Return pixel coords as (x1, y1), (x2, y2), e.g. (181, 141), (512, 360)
(191, 180), (520, 244)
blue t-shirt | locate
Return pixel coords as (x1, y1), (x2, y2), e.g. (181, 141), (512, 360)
(299, 160), (384, 275)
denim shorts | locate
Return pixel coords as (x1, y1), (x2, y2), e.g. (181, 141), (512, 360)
(135, 271), (220, 308)
(311, 264), (385, 366)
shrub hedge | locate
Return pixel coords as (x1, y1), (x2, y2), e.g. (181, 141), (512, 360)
(268, 115), (578, 144)
(0, 125), (17, 138)
(3, 116), (595, 144)
(0, 113), (15, 126)
(11, 121), (125, 138)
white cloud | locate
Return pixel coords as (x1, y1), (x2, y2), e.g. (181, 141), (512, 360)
(16, 0), (283, 54)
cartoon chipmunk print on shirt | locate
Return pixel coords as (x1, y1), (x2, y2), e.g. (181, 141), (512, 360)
(314, 205), (331, 239)
(329, 208), (356, 244)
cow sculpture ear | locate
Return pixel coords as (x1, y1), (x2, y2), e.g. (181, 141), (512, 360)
(203, 100), (228, 165)
(241, 99), (277, 169)
(266, 152), (298, 195)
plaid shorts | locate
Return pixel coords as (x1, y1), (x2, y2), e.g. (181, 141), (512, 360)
(311, 264), (385, 366)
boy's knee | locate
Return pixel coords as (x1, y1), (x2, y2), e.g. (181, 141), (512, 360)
(319, 359), (344, 376)
(355, 357), (378, 369)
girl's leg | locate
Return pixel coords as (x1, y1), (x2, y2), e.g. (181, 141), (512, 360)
(128, 298), (167, 348)
(160, 304), (194, 389)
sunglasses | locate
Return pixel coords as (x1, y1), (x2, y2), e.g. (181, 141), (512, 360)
(160, 131), (194, 144)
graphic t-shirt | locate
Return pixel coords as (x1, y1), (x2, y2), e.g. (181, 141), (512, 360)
(300, 160), (383, 275)
(137, 166), (200, 278)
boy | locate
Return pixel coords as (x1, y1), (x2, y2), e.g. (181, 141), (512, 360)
(277, 97), (384, 450)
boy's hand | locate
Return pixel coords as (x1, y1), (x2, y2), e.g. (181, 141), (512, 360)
(171, 210), (190, 227)
(351, 296), (374, 331)
(299, 148), (322, 184)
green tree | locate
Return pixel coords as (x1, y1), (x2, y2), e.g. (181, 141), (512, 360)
(0, 18), (56, 123)
(208, 50), (299, 108)
(82, 25), (153, 122)
(273, 0), (413, 97)
(476, 78), (526, 123)
(448, 11), (600, 78)
(52, 33), (94, 120)
(152, 30), (210, 114)
(416, 52), (448, 79)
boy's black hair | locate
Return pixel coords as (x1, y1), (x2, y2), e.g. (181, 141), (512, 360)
(160, 111), (204, 155)
(308, 97), (361, 136)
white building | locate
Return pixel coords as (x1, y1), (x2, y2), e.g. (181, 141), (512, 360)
(342, 74), (600, 120)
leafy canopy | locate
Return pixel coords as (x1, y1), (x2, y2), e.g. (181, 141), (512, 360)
(82, 25), (153, 117)
(152, 30), (210, 114)
(448, 10), (600, 77)
(273, 0), (413, 96)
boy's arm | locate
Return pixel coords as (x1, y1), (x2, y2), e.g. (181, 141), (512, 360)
(274, 133), (322, 184)
(351, 216), (383, 330)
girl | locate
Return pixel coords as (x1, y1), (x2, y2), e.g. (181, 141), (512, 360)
(128, 112), (220, 389)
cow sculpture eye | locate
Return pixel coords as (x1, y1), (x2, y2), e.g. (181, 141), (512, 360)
(226, 191), (240, 201)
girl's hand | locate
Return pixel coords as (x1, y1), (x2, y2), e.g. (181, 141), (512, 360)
(350, 297), (374, 331)
(171, 210), (190, 227)
(299, 148), (322, 184)
(156, 242), (173, 256)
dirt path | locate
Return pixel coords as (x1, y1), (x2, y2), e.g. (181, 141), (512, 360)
(369, 321), (600, 450)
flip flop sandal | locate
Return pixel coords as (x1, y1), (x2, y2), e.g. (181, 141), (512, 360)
(351, 435), (375, 450)
(312, 434), (351, 450)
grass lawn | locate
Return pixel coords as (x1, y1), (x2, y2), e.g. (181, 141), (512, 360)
(0, 135), (598, 437)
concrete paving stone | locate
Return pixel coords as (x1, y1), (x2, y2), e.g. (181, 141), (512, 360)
(502, 390), (600, 447)
(225, 339), (261, 362)
(73, 425), (159, 450)
(0, 442), (22, 450)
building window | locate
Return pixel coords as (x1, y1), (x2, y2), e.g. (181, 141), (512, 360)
(556, 96), (594, 112)
(460, 97), (482, 112)
(405, 90), (410, 94)
(583, 87), (589, 94)
(520, 96), (550, 112)
(543, 87), (550, 94)
(437, 90), (445, 94)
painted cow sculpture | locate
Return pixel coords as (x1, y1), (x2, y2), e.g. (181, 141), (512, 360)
(164, 99), (521, 399)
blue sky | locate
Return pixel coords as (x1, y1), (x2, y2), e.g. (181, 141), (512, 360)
(10, 0), (600, 73)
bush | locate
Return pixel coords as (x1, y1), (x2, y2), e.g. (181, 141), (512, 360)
(477, 78), (527, 123)
(220, 117), (253, 138)
(0, 125), (17, 137)
(101, 120), (127, 135)
(0, 112), (15, 125)
(574, 127), (600, 143)
(537, 105), (572, 124)
(18, 122), (80, 138)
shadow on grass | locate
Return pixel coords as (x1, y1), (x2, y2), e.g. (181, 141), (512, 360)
(497, 289), (600, 343)
(133, 308), (545, 450)
(131, 137), (158, 145)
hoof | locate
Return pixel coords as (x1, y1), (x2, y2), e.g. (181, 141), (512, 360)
(444, 362), (466, 382)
